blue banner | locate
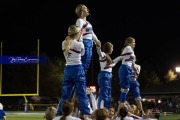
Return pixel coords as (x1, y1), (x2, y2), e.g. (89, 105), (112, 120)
(0, 56), (47, 64)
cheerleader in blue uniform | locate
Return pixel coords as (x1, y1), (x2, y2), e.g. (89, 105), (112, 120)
(95, 41), (114, 109)
(75, 4), (100, 73)
(57, 25), (92, 118)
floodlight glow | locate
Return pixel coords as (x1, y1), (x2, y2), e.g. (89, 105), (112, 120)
(89, 86), (96, 93)
(176, 67), (180, 72)
(142, 98), (146, 102)
(158, 99), (161, 104)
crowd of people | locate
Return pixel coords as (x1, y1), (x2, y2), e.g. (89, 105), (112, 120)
(45, 98), (160, 120)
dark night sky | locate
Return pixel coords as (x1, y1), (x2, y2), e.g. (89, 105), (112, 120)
(1, 1), (180, 79)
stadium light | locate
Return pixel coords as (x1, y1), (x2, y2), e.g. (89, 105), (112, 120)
(175, 67), (180, 80)
(158, 99), (162, 104)
(175, 67), (180, 73)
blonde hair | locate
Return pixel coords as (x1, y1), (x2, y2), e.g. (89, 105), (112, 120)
(75, 4), (84, 17)
(102, 42), (113, 65)
(121, 37), (135, 51)
(44, 106), (56, 120)
(64, 25), (80, 57)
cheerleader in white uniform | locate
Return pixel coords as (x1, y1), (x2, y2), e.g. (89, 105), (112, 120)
(57, 25), (92, 118)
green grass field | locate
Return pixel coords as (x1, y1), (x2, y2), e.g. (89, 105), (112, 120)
(6, 111), (180, 120)
(160, 114), (180, 120)
(7, 111), (45, 120)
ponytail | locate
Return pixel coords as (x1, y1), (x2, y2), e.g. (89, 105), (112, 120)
(64, 36), (72, 58)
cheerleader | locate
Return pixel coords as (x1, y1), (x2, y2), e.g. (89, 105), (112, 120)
(95, 41), (114, 110)
(75, 4), (100, 73)
(57, 25), (92, 119)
